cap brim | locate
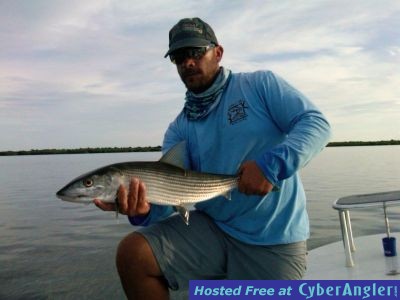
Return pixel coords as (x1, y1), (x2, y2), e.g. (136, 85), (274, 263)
(164, 38), (213, 58)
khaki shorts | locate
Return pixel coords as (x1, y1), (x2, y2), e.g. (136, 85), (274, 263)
(137, 211), (307, 299)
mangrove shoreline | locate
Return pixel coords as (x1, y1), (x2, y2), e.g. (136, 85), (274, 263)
(1, 140), (399, 156)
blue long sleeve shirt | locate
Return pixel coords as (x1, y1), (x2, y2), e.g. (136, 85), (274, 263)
(129, 70), (331, 245)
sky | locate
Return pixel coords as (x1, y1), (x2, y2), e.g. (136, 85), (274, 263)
(0, 0), (399, 151)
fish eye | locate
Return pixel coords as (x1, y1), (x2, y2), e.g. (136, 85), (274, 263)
(83, 178), (94, 187)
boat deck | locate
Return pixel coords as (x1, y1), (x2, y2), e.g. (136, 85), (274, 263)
(304, 233), (400, 279)
(305, 191), (400, 279)
(333, 190), (400, 267)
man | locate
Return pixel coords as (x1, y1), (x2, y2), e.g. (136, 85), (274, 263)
(95, 17), (331, 299)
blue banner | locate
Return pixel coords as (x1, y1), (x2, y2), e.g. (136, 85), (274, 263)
(189, 280), (399, 300)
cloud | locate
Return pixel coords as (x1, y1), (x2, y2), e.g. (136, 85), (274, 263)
(0, 0), (399, 150)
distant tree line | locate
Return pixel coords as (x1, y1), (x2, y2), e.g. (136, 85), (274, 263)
(326, 140), (400, 147)
(0, 140), (399, 156)
(0, 146), (162, 156)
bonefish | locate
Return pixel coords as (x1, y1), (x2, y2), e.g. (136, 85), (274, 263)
(56, 142), (238, 224)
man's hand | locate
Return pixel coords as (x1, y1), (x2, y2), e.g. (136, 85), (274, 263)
(238, 161), (274, 196)
(94, 178), (151, 217)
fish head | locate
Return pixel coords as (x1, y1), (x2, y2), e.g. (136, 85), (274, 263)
(56, 167), (122, 204)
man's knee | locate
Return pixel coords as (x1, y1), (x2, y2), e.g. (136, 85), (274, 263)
(116, 232), (161, 277)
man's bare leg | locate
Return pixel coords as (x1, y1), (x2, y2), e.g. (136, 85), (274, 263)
(116, 232), (169, 300)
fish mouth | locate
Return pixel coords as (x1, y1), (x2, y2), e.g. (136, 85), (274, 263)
(56, 189), (66, 199)
(56, 190), (93, 204)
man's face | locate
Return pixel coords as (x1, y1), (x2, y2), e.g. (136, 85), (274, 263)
(172, 46), (223, 94)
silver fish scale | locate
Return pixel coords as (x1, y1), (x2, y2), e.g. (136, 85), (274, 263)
(113, 161), (237, 205)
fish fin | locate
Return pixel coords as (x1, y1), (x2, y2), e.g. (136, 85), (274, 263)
(159, 141), (186, 169)
(174, 205), (190, 226)
(115, 197), (119, 219)
(223, 191), (232, 200)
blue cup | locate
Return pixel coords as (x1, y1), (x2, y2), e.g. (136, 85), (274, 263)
(382, 237), (397, 257)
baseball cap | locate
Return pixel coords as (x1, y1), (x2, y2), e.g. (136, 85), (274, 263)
(164, 17), (218, 58)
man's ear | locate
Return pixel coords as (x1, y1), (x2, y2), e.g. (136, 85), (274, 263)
(215, 45), (224, 63)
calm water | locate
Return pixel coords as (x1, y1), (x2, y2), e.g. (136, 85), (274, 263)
(0, 146), (399, 299)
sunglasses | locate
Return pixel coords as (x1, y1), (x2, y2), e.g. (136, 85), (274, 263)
(169, 45), (215, 65)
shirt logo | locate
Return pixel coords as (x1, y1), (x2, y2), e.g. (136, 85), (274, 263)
(228, 100), (248, 125)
